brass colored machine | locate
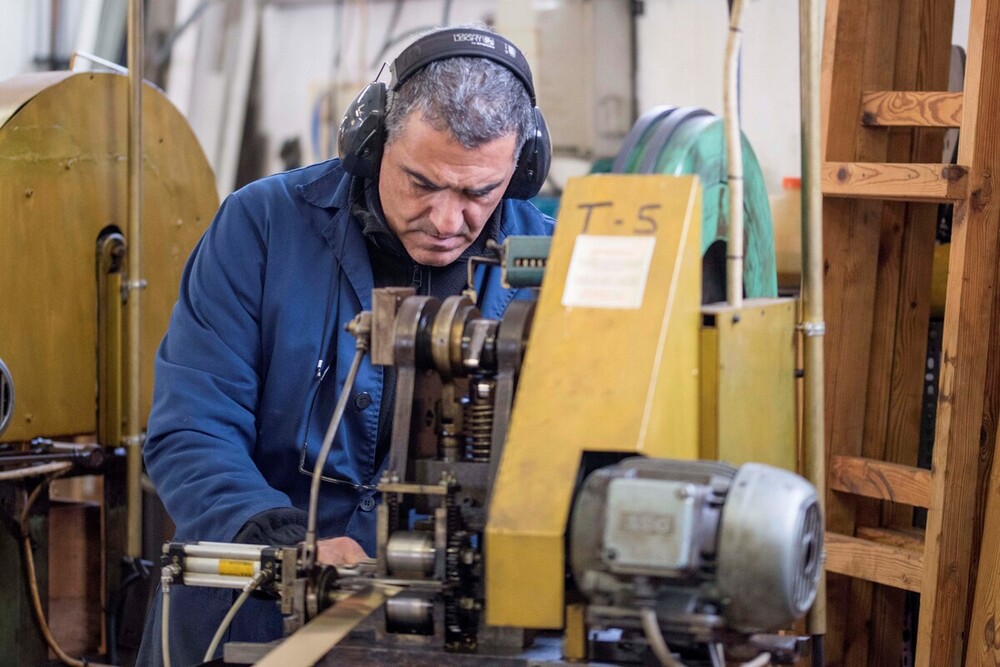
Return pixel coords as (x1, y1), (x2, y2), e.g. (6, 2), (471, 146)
(0, 70), (217, 664)
(163, 175), (821, 667)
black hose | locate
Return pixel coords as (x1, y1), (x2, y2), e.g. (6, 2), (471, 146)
(105, 559), (150, 665)
(811, 634), (824, 667)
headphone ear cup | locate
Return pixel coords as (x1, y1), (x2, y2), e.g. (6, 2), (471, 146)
(504, 106), (552, 200)
(338, 82), (388, 178)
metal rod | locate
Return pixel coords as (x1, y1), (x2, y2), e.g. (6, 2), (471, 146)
(126, 0), (145, 559)
(180, 543), (269, 559)
(305, 345), (367, 569)
(799, 0), (826, 639)
(724, 0), (746, 308)
(97, 233), (126, 451)
(182, 573), (255, 590)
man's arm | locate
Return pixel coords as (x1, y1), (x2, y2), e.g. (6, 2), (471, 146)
(144, 193), (293, 542)
(233, 508), (368, 565)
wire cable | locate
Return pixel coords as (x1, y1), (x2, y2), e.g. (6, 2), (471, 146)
(161, 579), (172, 667)
(160, 565), (181, 667)
(203, 569), (273, 662)
(0, 460), (72, 481)
(640, 607), (687, 667)
(740, 652), (772, 667)
(18, 467), (86, 667)
(708, 642), (725, 667)
(304, 315), (371, 569)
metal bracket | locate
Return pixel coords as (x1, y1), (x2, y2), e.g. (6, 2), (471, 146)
(122, 433), (146, 448)
(797, 321), (827, 337)
(121, 278), (148, 302)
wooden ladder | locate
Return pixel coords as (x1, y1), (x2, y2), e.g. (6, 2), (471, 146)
(820, 0), (1000, 665)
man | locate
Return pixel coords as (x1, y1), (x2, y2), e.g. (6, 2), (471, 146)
(137, 25), (553, 665)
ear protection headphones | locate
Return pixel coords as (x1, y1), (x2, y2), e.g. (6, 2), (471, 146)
(337, 27), (551, 200)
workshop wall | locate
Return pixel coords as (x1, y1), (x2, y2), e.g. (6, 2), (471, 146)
(0, 0), (973, 199)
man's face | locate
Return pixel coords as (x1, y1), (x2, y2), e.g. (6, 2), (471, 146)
(378, 113), (519, 267)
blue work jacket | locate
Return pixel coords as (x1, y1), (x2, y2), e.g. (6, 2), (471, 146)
(138, 159), (553, 665)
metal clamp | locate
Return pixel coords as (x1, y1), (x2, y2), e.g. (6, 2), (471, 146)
(797, 321), (827, 337)
(122, 433), (146, 448)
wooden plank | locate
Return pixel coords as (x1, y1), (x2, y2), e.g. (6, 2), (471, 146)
(969, 421), (1000, 667)
(825, 532), (925, 592)
(958, 0), (1000, 664)
(822, 162), (968, 201)
(861, 91), (963, 127)
(869, 1), (954, 662)
(924, 0), (1000, 664)
(856, 525), (925, 552)
(820, 1), (905, 662)
(829, 455), (933, 507)
(852, 17), (917, 650)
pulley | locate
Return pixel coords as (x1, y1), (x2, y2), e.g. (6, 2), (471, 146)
(612, 107), (778, 301)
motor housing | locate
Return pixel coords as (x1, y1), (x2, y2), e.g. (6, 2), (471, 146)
(569, 458), (822, 633)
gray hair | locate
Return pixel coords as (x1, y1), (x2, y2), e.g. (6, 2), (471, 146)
(384, 33), (534, 156)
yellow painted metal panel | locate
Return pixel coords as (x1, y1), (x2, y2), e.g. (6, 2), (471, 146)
(0, 72), (217, 441)
(699, 298), (797, 470)
(700, 325), (720, 461)
(486, 174), (702, 628)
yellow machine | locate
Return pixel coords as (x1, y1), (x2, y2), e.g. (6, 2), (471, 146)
(162, 174), (819, 666)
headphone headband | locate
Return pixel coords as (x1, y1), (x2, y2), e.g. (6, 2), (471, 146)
(390, 28), (536, 104)
(339, 27), (550, 198)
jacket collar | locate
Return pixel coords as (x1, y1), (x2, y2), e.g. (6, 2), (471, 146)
(296, 160), (375, 310)
(297, 159), (353, 211)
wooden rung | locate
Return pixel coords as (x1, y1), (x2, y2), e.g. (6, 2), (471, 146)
(825, 532), (924, 592)
(822, 162), (968, 202)
(861, 91), (963, 127)
(829, 455), (933, 508)
(855, 526), (925, 552)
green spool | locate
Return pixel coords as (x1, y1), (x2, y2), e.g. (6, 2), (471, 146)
(614, 110), (778, 301)
(612, 106), (676, 174)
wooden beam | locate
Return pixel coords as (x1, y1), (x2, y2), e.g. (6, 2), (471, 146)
(822, 162), (968, 202)
(861, 91), (963, 127)
(825, 532), (924, 592)
(820, 2), (908, 663)
(957, 0), (1000, 664)
(856, 526), (925, 552)
(829, 455), (933, 507)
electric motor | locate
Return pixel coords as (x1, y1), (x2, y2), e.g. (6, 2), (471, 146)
(569, 458), (822, 634)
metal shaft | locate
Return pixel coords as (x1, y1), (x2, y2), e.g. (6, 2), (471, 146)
(724, 0), (746, 308)
(126, 0), (145, 558)
(799, 0), (826, 638)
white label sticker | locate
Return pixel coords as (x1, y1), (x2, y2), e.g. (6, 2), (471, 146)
(562, 235), (657, 309)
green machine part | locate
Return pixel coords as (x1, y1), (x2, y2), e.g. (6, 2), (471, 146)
(501, 236), (552, 289)
(612, 107), (778, 300)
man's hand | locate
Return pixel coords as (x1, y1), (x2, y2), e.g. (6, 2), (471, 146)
(317, 536), (369, 565)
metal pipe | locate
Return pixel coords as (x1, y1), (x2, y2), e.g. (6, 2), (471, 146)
(125, 0), (145, 559)
(799, 0), (826, 640)
(0, 461), (73, 482)
(184, 556), (263, 577)
(182, 573), (255, 590)
(724, 0), (746, 308)
(180, 542), (269, 559)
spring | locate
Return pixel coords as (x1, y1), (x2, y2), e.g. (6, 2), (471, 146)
(465, 378), (495, 462)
